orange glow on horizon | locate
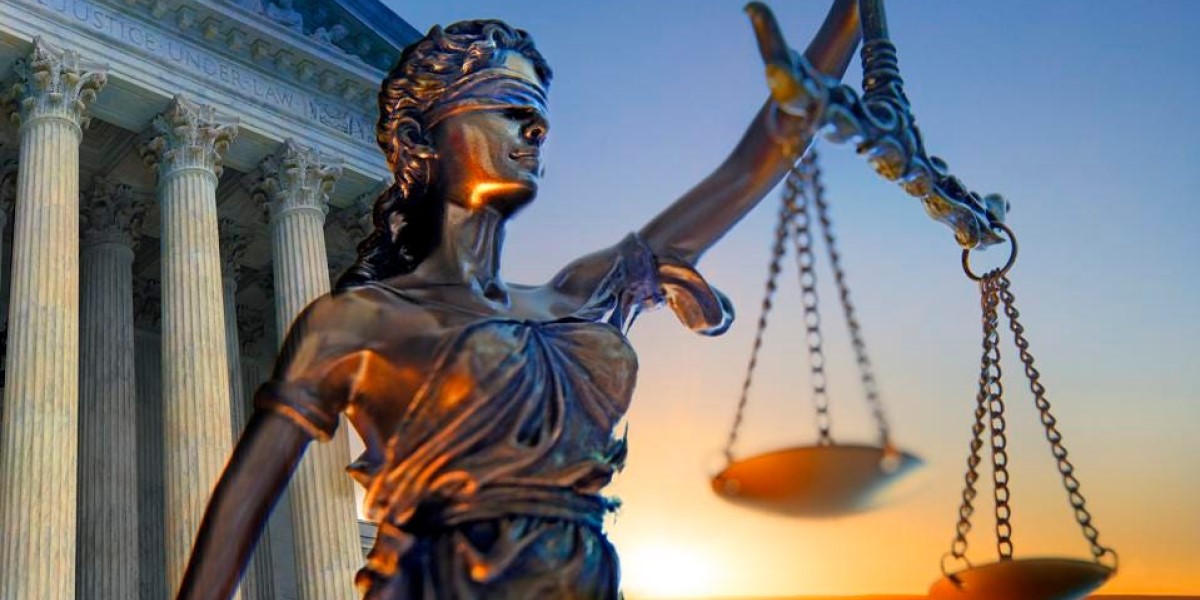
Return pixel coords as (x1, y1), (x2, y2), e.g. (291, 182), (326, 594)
(621, 539), (724, 598)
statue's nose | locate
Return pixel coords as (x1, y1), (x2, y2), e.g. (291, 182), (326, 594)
(522, 122), (547, 147)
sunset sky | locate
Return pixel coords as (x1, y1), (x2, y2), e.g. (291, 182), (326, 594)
(379, 1), (1199, 597)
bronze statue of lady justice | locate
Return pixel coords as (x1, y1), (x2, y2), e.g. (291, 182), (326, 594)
(178, 2), (862, 598)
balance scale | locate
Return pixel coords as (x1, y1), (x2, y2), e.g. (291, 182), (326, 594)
(709, 4), (1118, 599)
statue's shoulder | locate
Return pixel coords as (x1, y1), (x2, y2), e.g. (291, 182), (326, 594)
(306, 285), (431, 331)
(281, 287), (399, 352)
(301, 288), (380, 328)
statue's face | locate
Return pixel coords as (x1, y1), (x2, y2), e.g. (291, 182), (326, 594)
(430, 102), (548, 216)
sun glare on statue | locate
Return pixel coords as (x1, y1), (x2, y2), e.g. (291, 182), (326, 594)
(620, 541), (721, 598)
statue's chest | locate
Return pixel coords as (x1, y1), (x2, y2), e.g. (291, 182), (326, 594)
(348, 308), (639, 453)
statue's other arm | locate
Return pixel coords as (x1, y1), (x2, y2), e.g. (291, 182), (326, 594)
(175, 411), (312, 600)
(176, 293), (372, 599)
(639, 0), (861, 265)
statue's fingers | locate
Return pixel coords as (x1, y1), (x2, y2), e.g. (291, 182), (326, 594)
(745, 3), (805, 109)
(744, 2), (793, 69)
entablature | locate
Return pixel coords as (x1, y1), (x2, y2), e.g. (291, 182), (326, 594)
(0, 0), (420, 201)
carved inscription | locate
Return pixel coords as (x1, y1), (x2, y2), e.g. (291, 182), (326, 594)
(22, 0), (374, 144)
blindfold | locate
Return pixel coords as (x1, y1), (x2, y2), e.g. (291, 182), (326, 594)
(423, 68), (549, 129)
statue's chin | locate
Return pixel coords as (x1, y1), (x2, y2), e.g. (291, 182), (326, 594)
(495, 192), (535, 218)
(466, 182), (536, 218)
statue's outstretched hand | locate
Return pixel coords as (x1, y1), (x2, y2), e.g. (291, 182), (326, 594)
(745, 0), (860, 123)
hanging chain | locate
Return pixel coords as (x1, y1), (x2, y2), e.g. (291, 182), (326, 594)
(790, 165), (834, 446)
(802, 149), (892, 448)
(996, 274), (1118, 569)
(723, 190), (795, 462)
(948, 226), (1118, 573)
(944, 272), (1004, 575)
(984, 274), (1014, 561)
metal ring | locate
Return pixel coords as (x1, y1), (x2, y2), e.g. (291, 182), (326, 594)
(765, 101), (820, 161)
(765, 102), (800, 158)
(961, 222), (1017, 281)
(940, 552), (972, 579)
(1097, 547), (1120, 572)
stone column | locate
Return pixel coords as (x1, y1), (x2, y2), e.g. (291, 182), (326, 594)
(140, 95), (239, 593)
(237, 304), (278, 600)
(0, 38), (106, 599)
(0, 160), (16, 410)
(219, 219), (275, 600)
(240, 291), (294, 599)
(133, 283), (167, 600)
(0, 158), (16, 297)
(219, 219), (251, 441)
(76, 178), (143, 599)
(255, 139), (358, 600)
(1, 129), (19, 335)
(324, 183), (378, 287)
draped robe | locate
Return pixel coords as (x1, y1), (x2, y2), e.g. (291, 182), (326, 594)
(255, 235), (733, 599)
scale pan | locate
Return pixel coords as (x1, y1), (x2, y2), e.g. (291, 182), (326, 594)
(710, 444), (921, 517)
(929, 558), (1114, 600)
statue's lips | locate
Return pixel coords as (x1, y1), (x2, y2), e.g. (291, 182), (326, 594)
(509, 150), (540, 172)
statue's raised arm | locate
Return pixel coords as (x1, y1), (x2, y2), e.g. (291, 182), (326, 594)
(639, 0), (861, 265)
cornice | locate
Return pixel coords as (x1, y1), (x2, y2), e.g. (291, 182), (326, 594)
(94, 0), (399, 112)
(3, 0), (396, 194)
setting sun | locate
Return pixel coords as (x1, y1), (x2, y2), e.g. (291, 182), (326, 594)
(621, 539), (724, 599)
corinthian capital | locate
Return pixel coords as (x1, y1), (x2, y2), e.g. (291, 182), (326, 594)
(4, 37), (107, 129)
(236, 304), (269, 357)
(0, 159), (17, 216)
(325, 183), (381, 279)
(326, 181), (383, 243)
(218, 217), (252, 281)
(133, 275), (162, 330)
(81, 177), (143, 248)
(236, 270), (276, 357)
(253, 139), (342, 222)
(139, 95), (239, 178)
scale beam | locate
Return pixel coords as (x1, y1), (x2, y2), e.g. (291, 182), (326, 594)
(749, 1), (1009, 249)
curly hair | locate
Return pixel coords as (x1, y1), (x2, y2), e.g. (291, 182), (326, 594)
(335, 20), (552, 291)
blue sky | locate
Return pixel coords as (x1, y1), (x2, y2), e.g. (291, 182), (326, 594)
(380, 2), (1199, 595)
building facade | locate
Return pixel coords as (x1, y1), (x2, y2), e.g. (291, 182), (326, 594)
(0, 0), (418, 597)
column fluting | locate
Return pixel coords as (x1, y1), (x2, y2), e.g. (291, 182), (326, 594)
(0, 38), (106, 600)
(219, 220), (274, 600)
(76, 178), (143, 599)
(134, 320), (167, 600)
(239, 311), (278, 600)
(0, 160), (16, 402)
(0, 160), (16, 313)
(219, 220), (251, 443)
(140, 94), (239, 594)
(0, 160), (15, 424)
(255, 139), (358, 600)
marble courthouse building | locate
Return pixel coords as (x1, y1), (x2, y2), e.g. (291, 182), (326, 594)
(0, 0), (420, 598)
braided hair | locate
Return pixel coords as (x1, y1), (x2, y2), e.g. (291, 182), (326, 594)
(335, 20), (552, 291)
